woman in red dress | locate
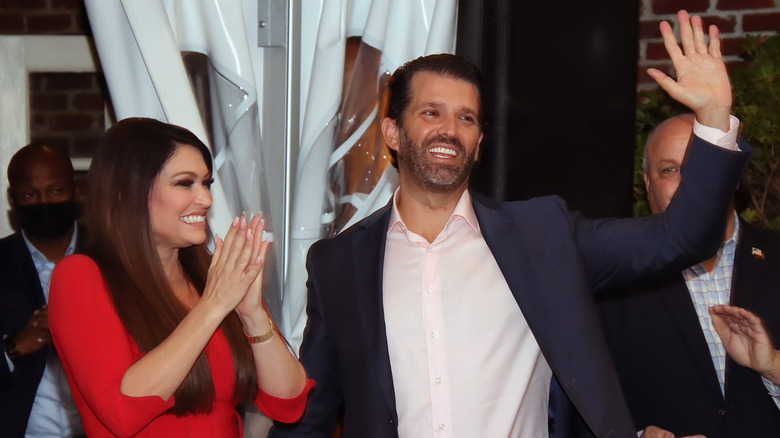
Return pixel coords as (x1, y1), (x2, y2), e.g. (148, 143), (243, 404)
(49, 118), (312, 437)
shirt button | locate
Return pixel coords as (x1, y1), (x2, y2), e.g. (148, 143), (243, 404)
(431, 331), (438, 338)
(427, 285), (434, 294)
(426, 246), (433, 253)
(435, 377), (442, 384)
(439, 423), (446, 430)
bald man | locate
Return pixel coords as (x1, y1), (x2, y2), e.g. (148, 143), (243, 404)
(599, 114), (780, 437)
(1, 143), (84, 437)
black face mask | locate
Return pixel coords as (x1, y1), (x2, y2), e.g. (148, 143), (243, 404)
(15, 201), (78, 240)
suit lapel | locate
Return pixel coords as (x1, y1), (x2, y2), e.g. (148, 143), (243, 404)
(472, 197), (563, 357)
(350, 205), (397, 415)
(11, 233), (46, 308)
(656, 275), (725, 400)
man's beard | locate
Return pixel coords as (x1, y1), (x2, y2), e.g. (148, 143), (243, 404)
(397, 126), (476, 193)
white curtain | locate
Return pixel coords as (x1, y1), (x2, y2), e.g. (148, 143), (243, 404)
(84, 0), (458, 354)
(84, 0), (285, 320)
(286, 0), (458, 350)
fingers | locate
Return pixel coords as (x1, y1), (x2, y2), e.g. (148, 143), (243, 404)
(659, 20), (682, 63)
(677, 10), (695, 55)
(210, 234), (223, 269)
(248, 213), (269, 268)
(708, 25), (721, 58)
(690, 14), (707, 54)
(647, 67), (678, 95)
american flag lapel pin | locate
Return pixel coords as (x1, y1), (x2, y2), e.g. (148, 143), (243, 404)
(751, 247), (766, 260)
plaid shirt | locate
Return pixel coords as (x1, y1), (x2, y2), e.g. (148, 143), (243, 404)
(682, 216), (739, 396)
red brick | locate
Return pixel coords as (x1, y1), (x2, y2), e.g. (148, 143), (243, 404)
(72, 93), (105, 111)
(30, 94), (68, 111)
(49, 114), (93, 131)
(646, 41), (676, 60)
(27, 14), (72, 33)
(743, 12), (780, 31)
(31, 114), (46, 130)
(45, 73), (94, 91)
(638, 61), (675, 85)
(28, 74), (46, 89)
(0, 0), (46, 9)
(721, 37), (748, 57)
(29, 136), (68, 151)
(50, 0), (82, 9)
(653, 0), (709, 14)
(701, 15), (737, 33)
(71, 135), (100, 156)
(717, 0), (775, 10)
(725, 59), (746, 72)
(639, 20), (665, 39)
(0, 13), (24, 33)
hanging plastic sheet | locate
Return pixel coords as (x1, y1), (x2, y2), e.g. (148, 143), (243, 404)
(285, 0), (457, 350)
(84, 0), (283, 311)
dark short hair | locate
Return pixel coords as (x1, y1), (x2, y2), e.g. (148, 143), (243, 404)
(7, 142), (74, 189)
(385, 53), (484, 166)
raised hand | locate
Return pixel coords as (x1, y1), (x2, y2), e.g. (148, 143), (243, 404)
(710, 304), (780, 384)
(235, 213), (271, 323)
(202, 213), (265, 315)
(647, 10), (732, 131)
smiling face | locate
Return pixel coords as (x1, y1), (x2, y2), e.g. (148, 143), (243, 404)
(148, 144), (213, 253)
(383, 71), (483, 194)
(644, 114), (696, 214)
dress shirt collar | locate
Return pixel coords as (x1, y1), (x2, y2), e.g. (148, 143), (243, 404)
(22, 222), (78, 267)
(387, 188), (480, 237)
(686, 210), (740, 276)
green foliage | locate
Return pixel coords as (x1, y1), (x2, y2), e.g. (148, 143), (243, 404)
(634, 32), (780, 229)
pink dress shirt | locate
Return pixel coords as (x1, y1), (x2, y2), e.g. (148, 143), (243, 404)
(383, 190), (551, 438)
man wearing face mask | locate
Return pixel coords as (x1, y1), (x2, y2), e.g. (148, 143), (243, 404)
(0, 143), (84, 437)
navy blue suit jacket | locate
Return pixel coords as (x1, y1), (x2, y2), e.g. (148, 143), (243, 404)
(0, 232), (49, 437)
(271, 137), (750, 438)
(599, 220), (780, 437)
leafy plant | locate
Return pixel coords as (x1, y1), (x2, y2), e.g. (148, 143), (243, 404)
(634, 32), (780, 229)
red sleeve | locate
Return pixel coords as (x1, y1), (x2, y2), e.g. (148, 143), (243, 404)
(49, 255), (175, 437)
(255, 377), (315, 423)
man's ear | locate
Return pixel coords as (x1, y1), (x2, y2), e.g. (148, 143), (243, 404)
(7, 188), (14, 210)
(382, 117), (400, 153)
(643, 172), (650, 192)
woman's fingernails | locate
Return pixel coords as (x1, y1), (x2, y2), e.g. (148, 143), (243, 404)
(232, 216), (239, 227)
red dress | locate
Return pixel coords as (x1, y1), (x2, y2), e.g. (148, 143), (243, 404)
(49, 254), (313, 437)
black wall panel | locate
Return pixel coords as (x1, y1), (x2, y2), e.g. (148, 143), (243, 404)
(459, 0), (640, 219)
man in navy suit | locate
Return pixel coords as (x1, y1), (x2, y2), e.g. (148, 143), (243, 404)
(271, 11), (748, 438)
(0, 143), (83, 437)
(598, 113), (780, 438)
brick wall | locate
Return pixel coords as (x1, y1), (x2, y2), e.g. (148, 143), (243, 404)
(2, 0), (779, 154)
(639, 0), (780, 89)
(0, 0), (89, 35)
(0, 0), (103, 159)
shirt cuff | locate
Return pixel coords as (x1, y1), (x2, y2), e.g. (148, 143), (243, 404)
(4, 351), (13, 373)
(693, 115), (740, 150)
(762, 375), (780, 411)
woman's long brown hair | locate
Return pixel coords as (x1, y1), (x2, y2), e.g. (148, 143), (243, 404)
(83, 118), (257, 414)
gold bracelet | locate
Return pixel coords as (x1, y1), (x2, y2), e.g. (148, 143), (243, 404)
(243, 318), (275, 344)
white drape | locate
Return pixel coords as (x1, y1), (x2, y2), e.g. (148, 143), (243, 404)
(286, 0), (457, 350)
(84, 0), (457, 354)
